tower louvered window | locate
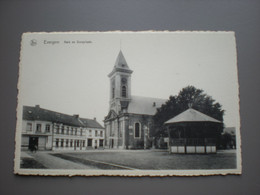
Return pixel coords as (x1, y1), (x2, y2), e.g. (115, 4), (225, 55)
(122, 86), (127, 97)
(112, 87), (115, 98)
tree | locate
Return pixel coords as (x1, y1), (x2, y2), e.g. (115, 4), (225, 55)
(220, 132), (236, 149)
(152, 86), (225, 138)
(220, 132), (232, 149)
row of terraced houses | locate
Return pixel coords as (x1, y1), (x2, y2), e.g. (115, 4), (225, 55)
(21, 105), (104, 151)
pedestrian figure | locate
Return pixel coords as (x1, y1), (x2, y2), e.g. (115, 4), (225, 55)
(29, 145), (34, 152)
(33, 145), (38, 153)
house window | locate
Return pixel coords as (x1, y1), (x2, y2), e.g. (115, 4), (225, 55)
(45, 124), (50, 133)
(66, 139), (69, 147)
(77, 140), (79, 147)
(89, 130), (92, 136)
(134, 122), (141, 138)
(83, 140), (85, 147)
(56, 125), (60, 134)
(36, 124), (41, 132)
(95, 130), (98, 137)
(100, 140), (104, 147)
(70, 140), (73, 147)
(121, 86), (127, 97)
(61, 126), (64, 134)
(75, 129), (77, 135)
(26, 123), (32, 131)
(80, 129), (83, 136)
(67, 127), (70, 135)
(56, 139), (59, 147)
(61, 139), (64, 147)
(100, 131), (103, 137)
(71, 129), (74, 135)
(87, 139), (92, 147)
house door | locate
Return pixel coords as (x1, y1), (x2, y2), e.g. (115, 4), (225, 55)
(99, 140), (104, 147)
(111, 139), (114, 148)
(95, 140), (97, 149)
(29, 137), (38, 151)
(87, 139), (92, 148)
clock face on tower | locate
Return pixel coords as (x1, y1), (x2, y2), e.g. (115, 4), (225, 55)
(121, 77), (127, 84)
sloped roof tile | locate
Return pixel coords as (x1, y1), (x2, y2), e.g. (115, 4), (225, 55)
(23, 105), (104, 129)
(127, 96), (167, 115)
(79, 118), (104, 129)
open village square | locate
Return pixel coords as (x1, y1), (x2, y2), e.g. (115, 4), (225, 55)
(19, 50), (237, 170)
(20, 149), (236, 170)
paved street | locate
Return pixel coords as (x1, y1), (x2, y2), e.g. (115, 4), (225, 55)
(20, 149), (237, 170)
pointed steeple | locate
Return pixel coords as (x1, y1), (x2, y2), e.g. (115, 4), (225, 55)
(108, 50), (133, 77)
(114, 50), (129, 69)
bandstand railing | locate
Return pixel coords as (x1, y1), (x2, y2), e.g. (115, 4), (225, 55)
(170, 138), (216, 146)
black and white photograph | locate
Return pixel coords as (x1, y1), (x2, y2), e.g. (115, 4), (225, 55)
(14, 31), (241, 176)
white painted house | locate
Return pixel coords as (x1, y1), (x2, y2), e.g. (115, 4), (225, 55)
(21, 105), (104, 151)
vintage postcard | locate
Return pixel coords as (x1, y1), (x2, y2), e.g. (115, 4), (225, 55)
(14, 31), (241, 176)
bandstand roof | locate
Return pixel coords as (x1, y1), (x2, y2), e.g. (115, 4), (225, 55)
(164, 108), (222, 125)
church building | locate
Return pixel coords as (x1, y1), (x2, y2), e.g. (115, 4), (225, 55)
(104, 51), (166, 149)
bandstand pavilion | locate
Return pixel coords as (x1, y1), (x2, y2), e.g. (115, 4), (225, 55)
(165, 108), (222, 154)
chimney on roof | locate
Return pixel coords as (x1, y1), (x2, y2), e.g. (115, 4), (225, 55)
(35, 105), (40, 108)
(73, 114), (79, 118)
(153, 102), (156, 107)
(94, 117), (96, 121)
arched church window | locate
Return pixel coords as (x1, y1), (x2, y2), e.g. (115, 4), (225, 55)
(134, 122), (141, 138)
(122, 86), (127, 98)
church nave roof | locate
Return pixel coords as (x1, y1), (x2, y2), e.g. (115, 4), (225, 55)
(127, 95), (167, 116)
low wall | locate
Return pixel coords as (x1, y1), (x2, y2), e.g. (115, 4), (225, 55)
(170, 146), (216, 154)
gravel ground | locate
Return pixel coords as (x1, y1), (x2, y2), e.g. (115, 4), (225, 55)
(56, 150), (237, 170)
(20, 157), (46, 169)
(20, 151), (95, 169)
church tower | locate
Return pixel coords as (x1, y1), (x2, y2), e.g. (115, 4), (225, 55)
(108, 50), (133, 114)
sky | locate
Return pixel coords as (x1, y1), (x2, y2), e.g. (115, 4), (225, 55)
(18, 31), (240, 130)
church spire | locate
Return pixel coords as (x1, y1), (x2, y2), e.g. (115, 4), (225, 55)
(108, 50), (133, 77)
(114, 50), (129, 69)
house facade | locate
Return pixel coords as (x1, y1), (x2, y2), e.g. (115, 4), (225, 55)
(104, 51), (166, 149)
(22, 105), (104, 151)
